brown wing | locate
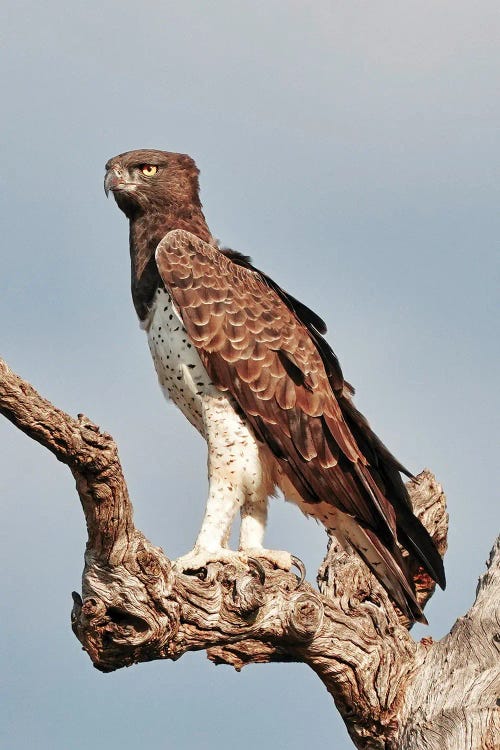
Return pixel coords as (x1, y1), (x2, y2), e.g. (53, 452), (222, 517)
(155, 229), (437, 620)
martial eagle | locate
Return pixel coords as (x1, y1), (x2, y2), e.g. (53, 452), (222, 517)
(104, 149), (445, 622)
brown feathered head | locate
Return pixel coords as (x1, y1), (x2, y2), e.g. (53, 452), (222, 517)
(104, 149), (202, 219)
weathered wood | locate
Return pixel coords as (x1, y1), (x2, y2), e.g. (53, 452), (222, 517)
(1, 357), (498, 749)
(397, 538), (500, 750)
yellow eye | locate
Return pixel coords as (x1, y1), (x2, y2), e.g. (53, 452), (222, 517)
(141, 165), (158, 177)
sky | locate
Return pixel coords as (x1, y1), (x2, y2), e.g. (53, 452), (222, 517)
(1, 2), (499, 749)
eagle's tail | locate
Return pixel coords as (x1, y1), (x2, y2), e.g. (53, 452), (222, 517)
(341, 518), (427, 623)
(339, 395), (446, 592)
(393, 500), (446, 589)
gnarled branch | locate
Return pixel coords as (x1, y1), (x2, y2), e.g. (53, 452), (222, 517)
(2, 357), (498, 750)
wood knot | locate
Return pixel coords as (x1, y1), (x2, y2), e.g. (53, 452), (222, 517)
(136, 547), (163, 578)
(92, 483), (112, 504)
(285, 591), (324, 642)
(231, 572), (265, 616)
(78, 416), (110, 449)
(220, 565), (265, 616)
(81, 597), (107, 621)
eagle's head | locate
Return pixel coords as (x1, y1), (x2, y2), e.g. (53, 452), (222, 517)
(104, 149), (201, 219)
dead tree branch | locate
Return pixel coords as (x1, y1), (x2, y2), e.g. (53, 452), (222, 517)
(1, 357), (498, 750)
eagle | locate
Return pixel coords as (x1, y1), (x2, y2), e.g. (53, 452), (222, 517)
(104, 149), (445, 622)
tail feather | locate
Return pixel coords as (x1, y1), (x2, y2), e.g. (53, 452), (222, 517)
(396, 503), (446, 589)
(339, 395), (446, 591)
(345, 522), (427, 623)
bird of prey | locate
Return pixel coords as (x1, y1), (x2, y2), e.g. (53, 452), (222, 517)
(104, 149), (445, 621)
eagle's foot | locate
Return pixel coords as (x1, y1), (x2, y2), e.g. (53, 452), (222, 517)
(173, 547), (250, 575)
(240, 548), (293, 572)
(173, 547), (301, 588)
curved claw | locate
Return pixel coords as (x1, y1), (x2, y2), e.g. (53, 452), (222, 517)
(247, 557), (266, 585)
(291, 555), (306, 588)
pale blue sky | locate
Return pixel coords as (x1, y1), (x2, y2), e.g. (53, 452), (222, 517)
(1, 3), (499, 749)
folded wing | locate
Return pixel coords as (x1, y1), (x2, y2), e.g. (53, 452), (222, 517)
(155, 229), (445, 621)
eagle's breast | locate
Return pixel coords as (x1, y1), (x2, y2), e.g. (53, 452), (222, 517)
(145, 286), (221, 433)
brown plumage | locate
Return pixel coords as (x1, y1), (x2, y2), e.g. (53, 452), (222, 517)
(105, 149), (445, 622)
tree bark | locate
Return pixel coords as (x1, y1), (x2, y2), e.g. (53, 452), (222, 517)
(1, 357), (498, 750)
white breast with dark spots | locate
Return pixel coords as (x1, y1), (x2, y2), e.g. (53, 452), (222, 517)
(145, 287), (221, 434)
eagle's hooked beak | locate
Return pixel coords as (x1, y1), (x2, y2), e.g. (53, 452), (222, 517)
(104, 168), (121, 197)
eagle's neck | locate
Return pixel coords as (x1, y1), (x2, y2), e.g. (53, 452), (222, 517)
(129, 203), (212, 320)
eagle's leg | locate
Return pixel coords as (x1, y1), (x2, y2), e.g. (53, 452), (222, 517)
(239, 495), (268, 549)
(238, 481), (293, 572)
(174, 394), (258, 573)
(174, 395), (291, 573)
(173, 467), (245, 573)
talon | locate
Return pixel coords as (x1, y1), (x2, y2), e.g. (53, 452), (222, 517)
(291, 555), (306, 587)
(247, 557), (266, 585)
